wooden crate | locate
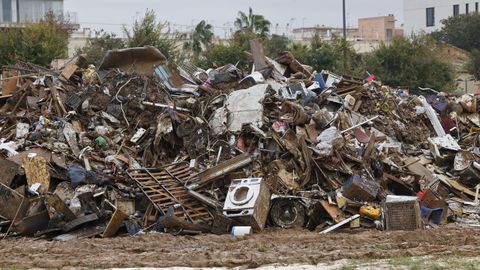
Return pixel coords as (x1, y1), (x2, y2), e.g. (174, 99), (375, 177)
(384, 196), (423, 231)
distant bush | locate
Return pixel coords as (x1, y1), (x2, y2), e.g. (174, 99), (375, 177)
(198, 43), (247, 70)
(123, 9), (181, 63)
(76, 30), (125, 66)
(0, 12), (70, 66)
(302, 34), (360, 75)
(264, 34), (290, 56)
(467, 49), (480, 80)
(364, 36), (455, 93)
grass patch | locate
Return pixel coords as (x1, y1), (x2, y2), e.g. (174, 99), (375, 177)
(256, 243), (270, 252)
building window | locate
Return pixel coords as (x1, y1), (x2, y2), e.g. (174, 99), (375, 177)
(426, 7), (435, 27)
(2, 0), (12, 22)
(466, 3), (470, 14)
(453, 4), (460, 16)
(386, 29), (393, 41)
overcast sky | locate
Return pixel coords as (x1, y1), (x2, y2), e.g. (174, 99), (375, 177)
(64, 0), (404, 37)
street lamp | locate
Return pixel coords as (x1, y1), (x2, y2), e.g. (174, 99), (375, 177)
(302, 17), (307, 40)
(456, 77), (476, 93)
(289, 18), (296, 39)
(342, 0), (346, 38)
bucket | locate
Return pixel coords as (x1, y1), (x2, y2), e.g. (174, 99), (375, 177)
(231, 226), (252, 236)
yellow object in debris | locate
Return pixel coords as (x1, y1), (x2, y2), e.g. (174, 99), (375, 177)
(375, 101), (390, 113)
(359, 205), (381, 220)
(336, 194), (347, 208)
(470, 127), (480, 133)
(83, 65), (99, 84)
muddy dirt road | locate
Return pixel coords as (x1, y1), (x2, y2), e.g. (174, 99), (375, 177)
(0, 227), (479, 269)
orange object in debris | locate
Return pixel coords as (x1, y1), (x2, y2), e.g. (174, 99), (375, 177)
(359, 205), (381, 220)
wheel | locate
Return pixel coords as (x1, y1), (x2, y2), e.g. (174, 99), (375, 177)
(269, 198), (305, 228)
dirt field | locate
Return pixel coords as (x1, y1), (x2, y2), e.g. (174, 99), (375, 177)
(1, 227), (479, 269)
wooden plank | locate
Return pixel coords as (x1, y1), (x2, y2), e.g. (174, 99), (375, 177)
(132, 176), (177, 181)
(320, 214), (360, 234)
(131, 167), (190, 178)
(60, 63), (78, 80)
(404, 157), (435, 183)
(103, 208), (128, 238)
(249, 38), (270, 71)
(319, 200), (346, 223)
(185, 212), (211, 218)
(131, 165), (190, 176)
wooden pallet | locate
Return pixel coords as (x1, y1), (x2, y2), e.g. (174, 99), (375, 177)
(127, 163), (212, 225)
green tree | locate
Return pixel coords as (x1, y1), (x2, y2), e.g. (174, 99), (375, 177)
(123, 9), (179, 62)
(291, 33), (359, 75)
(0, 11), (70, 66)
(195, 29), (254, 70)
(467, 49), (480, 80)
(75, 30), (125, 66)
(289, 42), (308, 64)
(265, 34), (290, 56)
(364, 35), (455, 92)
(183, 20), (214, 58)
(431, 13), (480, 52)
(234, 7), (271, 38)
(199, 43), (247, 70)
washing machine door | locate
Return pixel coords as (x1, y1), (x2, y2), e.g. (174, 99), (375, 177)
(229, 186), (255, 206)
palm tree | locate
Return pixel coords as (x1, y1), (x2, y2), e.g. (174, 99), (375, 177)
(234, 7), (271, 38)
(183, 20), (214, 57)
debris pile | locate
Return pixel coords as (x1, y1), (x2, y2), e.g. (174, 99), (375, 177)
(0, 41), (479, 240)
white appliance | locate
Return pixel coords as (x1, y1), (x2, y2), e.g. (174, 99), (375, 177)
(223, 178), (270, 230)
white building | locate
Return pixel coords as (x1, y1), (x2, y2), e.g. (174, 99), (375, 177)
(404, 0), (480, 34)
(0, 0), (64, 23)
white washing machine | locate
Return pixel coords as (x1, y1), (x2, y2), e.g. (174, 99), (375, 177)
(223, 178), (271, 230)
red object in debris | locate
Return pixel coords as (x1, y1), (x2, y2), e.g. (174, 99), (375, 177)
(417, 190), (426, 200)
(354, 128), (370, 144)
(366, 74), (376, 83)
(440, 115), (456, 134)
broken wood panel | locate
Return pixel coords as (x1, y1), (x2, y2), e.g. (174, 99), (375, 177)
(2, 70), (18, 96)
(0, 157), (19, 186)
(249, 39), (270, 71)
(404, 157), (435, 184)
(23, 155), (50, 193)
(60, 64), (78, 80)
(45, 193), (76, 221)
(0, 183), (28, 221)
(319, 200), (346, 223)
(53, 225), (104, 241)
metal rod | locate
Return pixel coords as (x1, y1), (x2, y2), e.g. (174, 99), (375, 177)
(320, 214), (360, 234)
(340, 116), (379, 134)
(141, 101), (190, 112)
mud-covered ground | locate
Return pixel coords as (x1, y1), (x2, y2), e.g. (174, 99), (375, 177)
(0, 227), (479, 269)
